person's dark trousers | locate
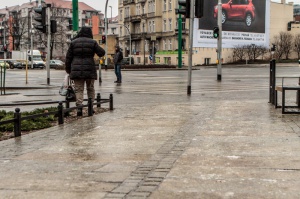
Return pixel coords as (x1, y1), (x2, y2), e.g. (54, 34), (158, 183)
(114, 64), (122, 83)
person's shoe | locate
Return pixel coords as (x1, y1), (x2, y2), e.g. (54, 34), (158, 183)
(117, 81), (122, 83)
(114, 81), (119, 83)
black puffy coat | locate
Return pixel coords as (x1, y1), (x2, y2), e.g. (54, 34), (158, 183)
(65, 27), (105, 80)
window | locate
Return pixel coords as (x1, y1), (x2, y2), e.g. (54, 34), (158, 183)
(148, 21), (152, 32)
(169, 19), (172, 31)
(148, 0), (155, 12)
(164, 40), (167, 50)
(182, 20), (186, 30)
(164, 0), (167, 11)
(145, 40), (149, 52)
(169, 39), (172, 50)
(135, 23), (140, 33)
(120, 10), (123, 21)
(148, 1), (152, 12)
(136, 41), (140, 52)
(136, 4), (140, 15)
(152, 20), (155, 32)
(169, 0), (172, 10)
(125, 7), (130, 17)
(163, 19), (167, 32)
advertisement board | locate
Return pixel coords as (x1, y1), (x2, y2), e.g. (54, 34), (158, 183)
(193, 0), (270, 48)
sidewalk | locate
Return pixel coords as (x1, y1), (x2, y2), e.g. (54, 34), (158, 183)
(0, 66), (300, 198)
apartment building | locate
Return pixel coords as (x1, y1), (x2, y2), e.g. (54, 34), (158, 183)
(118, 0), (296, 65)
(118, 0), (188, 64)
(0, 0), (104, 60)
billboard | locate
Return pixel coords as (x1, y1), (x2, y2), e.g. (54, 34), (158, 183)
(193, 0), (270, 48)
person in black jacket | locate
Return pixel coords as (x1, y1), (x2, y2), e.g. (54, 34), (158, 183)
(65, 27), (105, 109)
(113, 46), (123, 83)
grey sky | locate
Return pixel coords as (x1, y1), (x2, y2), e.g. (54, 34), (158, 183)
(1, 0), (119, 17)
(1, 0), (300, 18)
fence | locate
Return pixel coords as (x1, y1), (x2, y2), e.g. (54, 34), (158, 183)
(0, 93), (113, 138)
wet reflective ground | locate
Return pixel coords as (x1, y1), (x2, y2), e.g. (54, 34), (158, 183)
(1, 65), (300, 198)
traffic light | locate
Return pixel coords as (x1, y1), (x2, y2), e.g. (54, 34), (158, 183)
(33, 7), (46, 33)
(102, 35), (106, 44)
(50, 20), (57, 33)
(213, 27), (219, 39)
(175, 0), (191, 18)
(195, 0), (204, 18)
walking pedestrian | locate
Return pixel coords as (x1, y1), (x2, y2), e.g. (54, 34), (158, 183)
(113, 46), (123, 83)
(65, 27), (105, 112)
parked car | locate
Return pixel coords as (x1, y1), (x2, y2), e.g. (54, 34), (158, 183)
(50, 60), (65, 69)
(7, 60), (23, 69)
(213, 0), (256, 27)
(0, 60), (9, 68)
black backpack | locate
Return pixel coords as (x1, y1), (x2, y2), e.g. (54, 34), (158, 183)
(118, 51), (123, 62)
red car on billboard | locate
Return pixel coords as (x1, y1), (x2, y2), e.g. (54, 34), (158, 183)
(213, 0), (256, 27)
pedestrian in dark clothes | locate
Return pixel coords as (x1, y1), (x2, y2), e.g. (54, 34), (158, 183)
(65, 27), (105, 111)
(113, 46), (123, 83)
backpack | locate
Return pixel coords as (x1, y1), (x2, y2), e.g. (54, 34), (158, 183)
(118, 51), (123, 62)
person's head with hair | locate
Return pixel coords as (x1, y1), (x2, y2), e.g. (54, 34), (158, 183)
(75, 26), (93, 39)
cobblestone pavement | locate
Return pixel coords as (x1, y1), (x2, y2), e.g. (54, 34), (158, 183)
(1, 65), (300, 198)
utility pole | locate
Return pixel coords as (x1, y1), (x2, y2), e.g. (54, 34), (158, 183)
(72, 0), (78, 32)
(178, 7), (182, 68)
(30, 12), (34, 71)
(46, 4), (51, 85)
(187, 0), (194, 95)
(217, 0), (222, 81)
(105, 0), (108, 70)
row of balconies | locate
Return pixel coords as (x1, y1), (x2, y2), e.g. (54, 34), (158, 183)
(122, 29), (188, 41)
(123, 0), (146, 6)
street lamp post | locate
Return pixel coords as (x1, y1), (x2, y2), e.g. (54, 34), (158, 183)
(0, 22), (7, 95)
(109, 6), (112, 23)
(122, 25), (131, 65)
(116, 24), (132, 65)
(30, 11), (34, 70)
(104, 0), (109, 70)
(0, 22), (7, 61)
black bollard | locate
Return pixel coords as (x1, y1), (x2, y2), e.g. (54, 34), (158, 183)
(88, 98), (93, 116)
(97, 93), (101, 108)
(109, 94), (113, 111)
(58, 102), (64, 124)
(14, 108), (21, 137)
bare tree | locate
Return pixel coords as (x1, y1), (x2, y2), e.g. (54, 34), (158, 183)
(294, 34), (300, 59)
(232, 44), (267, 63)
(48, 5), (72, 60)
(273, 32), (293, 60)
(273, 36), (284, 60)
(8, 10), (30, 50)
(232, 45), (246, 62)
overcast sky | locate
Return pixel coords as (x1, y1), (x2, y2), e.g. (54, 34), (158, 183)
(1, 0), (299, 18)
(1, 0), (119, 17)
